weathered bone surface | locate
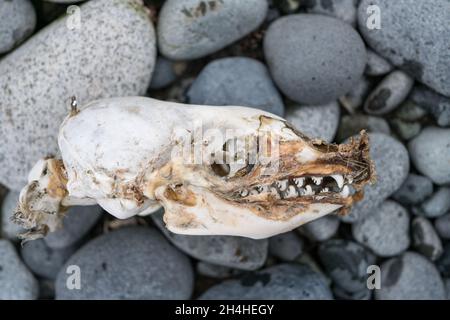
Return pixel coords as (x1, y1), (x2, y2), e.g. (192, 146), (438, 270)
(14, 97), (375, 241)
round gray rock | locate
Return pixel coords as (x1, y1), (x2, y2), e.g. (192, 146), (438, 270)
(158, 0), (268, 60)
(357, 0), (450, 97)
(336, 114), (390, 142)
(55, 227), (194, 299)
(392, 173), (434, 206)
(1, 191), (25, 241)
(196, 262), (242, 279)
(412, 216), (443, 261)
(187, 57), (284, 116)
(435, 214), (450, 240)
(415, 187), (450, 218)
(0, 0), (156, 190)
(264, 14), (366, 105)
(285, 101), (340, 142)
(408, 127), (450, 185)
(352, 200), (410, 257)
(0, 239), (39, 300)
(365, 49), (393, 76)
(0, 0), (36, 54)
(149, 56), (184, 90)
(298, 215), (340, 242)
(151, 210), (268, 270)
(268, 231), (303, 261)
(199, 263), (333, 299)
(304, 0), (357, 26)
(376, 251), (446, 300)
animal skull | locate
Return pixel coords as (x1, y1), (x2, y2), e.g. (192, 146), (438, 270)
(14, 97), (375, 241)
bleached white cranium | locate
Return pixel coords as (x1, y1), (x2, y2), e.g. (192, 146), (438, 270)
(14, 97), (375, 241)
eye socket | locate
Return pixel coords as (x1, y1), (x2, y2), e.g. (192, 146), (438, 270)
(211, 162), (230, 177)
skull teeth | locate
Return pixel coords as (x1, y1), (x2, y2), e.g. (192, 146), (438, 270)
(331, 175), (344, 189)
(312, 177), (323, 185)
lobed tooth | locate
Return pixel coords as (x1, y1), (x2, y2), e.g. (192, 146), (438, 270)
(270, 187), (281, 199)
(257, 185), (268, 193)
(240, 189), (248, 197)
(304, 185), (314, 196)
(340, 185), (350, 197)
(293, 177), (305, 187)
(331, 174), (344, 189)
(347, 176), (354, 184)
(276, 179), (288, 191)
(284, 185), (298, 199)
(312, 176), (323, 185)
(320, 187), (329, 193)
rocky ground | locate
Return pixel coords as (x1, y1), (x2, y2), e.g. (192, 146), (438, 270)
(0, 0), (449, 300)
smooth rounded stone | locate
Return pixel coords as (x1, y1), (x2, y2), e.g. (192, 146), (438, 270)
(352, 200), (410, 257)
(357, 0), (450, 97)
(21, 239), (75, 280)
(285, 101), (340, 142)
(437, 244), (450, 278)
(415, 187), (450, 218)
(0, 240), (39, 300)
(365, 49), (393, 76)
(389, 118), (422, 141)
(394, 100), (428, 122)
(44, 205), (103, 249)
(411, 84), (450, 127)
(341, 133), (409, 223)
(392, 173), (434, 206)
(333, 286), (372, 300)
(149, 57), (185, 90)
(196, 262), (242, 279)
(264, 14), (366, 105)
(55, 227), (194, 299)
(199, 263), (333, 299)
(304, 0), (357, 25)
(445, 278), (450, 300)
(435, 214), (450, 240)
(339, 75), (373, 111)
(318, 239), (376, 293)
(268, 231), (303, 261)
(408, 127), (450, 185)
(364, 70), (414, 115)
(158, 0), (268, 60)
(44, 1), (84, 3)
(336, 114), (390, 142)
(0, 0), (156, 191)
(0, 0), (36, 54)
(298, 215), (340, 242)
(187, 57), (284, 116)
(151, 210), (268, 270)
(376, 251), (446, 300)
(1, 191), (25, 241)
(412, 217), (443, 261)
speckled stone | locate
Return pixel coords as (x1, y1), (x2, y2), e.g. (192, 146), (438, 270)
(196, 262), (242, 279)
(0, 239), (39, 300)
(0, 0), (156, 190)
(357, 0), (450, 97)
(304, 0), (357, 25)
(55, 227), (194, 299)
(1, 191), (25, 241)
(264, 14), (366, 105)
(152, 210), (268, 270)
(365, 49), (393, 76)
(411, 85), (450, 127)
(340, 75), (374, 111)
(376, 252), (446, 300)
(435, 214), (450, 240)
(415, 187), (450, 218)
(187, 57), (284, 116)
(409, 127), (450, 185)
(392, 173), (434, 206)
(336, 114), (390, 142)
(437, 244), (450, 278)
(268, 231), (303, 261)
(333, 286), (372, 300)
(412, 217), (443, 261)
(199, 263), (333, 299)
(298, 215), (340, 242)
(341, 133), (409, 223)
(285, 101), (340, 142)
(0, 0), (36, 54)
(352, 200), (410, 257)
(364, 70), (414, 115)
(158, 0), (268, 60)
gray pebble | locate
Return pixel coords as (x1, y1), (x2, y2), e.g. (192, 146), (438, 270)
(408, 127), (450, 185)
(434, 214), (450, 240)
(357, 0), (450, 97)
(394, 100), (428, 122)
(268, 231), (303, 261)
(365, 49), (393, 76)
(0, 239), (39, 300)
(298, 215), (340, 242)
(333, 286), (372, 300)
(437, 244), (450, 278)
(1, 191), (25, 241)
(364, 70), (414, 115)
(336, 114), (390, 142)
(55, 226), (194, 299)
(341, 133), (409, 223)
(196, 262), (242, 279)
(0, 0), (156, 190)
(389, 118), (422, 141)
(200, 263), (333, 299)
(0, 0), (36, 54)
(187, 57), (284, 116)
(21, 239), (75, 280)
(415, 187), (450, 218)
(158, 0), (268, 60)
(339, 75), (373, 111)
(411, 84), (450, 127)
(318, 239), (376, 293)
(149, 57), (184, 90)
(376, 251), (446, 300)
(392, 173), (434, 206)
(304, 0), (357, 26)
(445, 278), (450, 300)
(152, 210), (268, 270)
(285, 101), (340, 142)
(412, 217), (443, 261)
(352, 200), (410, 257)
(264, 14), (366, 105)
(44, 205), (103, 250)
